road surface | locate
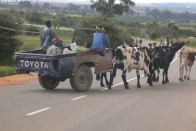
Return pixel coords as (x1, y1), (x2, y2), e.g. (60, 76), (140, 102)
(24, 23), (74, 31)
(0, 52), (196, 131)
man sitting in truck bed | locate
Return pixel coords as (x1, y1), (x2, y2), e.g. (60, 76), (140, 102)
(47, 38), (64, 55)
(91, 25), (109, 56)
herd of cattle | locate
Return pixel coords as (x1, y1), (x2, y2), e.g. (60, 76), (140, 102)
(97, 39), (196, 90)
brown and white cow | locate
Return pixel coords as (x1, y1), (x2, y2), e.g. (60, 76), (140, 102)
(108, 45), (153, 89)
(179, 47), (196, 81)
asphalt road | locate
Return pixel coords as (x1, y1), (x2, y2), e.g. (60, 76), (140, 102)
(0, 52), (196, 131)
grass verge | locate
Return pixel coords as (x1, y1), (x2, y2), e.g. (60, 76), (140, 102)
(0, 58), (16, 77)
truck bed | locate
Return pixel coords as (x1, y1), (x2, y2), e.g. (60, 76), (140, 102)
(15, 48), (113, 80)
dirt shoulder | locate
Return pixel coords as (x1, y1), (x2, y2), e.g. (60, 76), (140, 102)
(0, 74), (37, 88)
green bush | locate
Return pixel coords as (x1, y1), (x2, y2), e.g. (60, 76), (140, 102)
(0, 58), (16, 77)
(0, 58), (15, 66)
(179, 29), (196, 37)
(0, 12), (23, 60)
(185, 40), (196, 48)
(150, 31), (159, 39)
(26, 11), (43, 24)
(0, 66), (16, 77)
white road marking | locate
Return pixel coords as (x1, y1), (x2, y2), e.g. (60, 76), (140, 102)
(100, 74), (145, 91)
(71, 95), (87, 101)
(24, 52), (180, 116)
(112, 74), (145, 87)
(26, 107), (51, 116)
(101, 88), (108, 91)
(113, 77), (137, 87)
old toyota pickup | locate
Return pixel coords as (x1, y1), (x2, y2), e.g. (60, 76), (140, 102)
(15, 28), (113, 92)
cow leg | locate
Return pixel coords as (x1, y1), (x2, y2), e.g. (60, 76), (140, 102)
(149, 62), (156, 83)
(152, 70), (157, 82)
(152, 71), (156, 82)
(148, 74), (153, 86)
(100, 73), (105, 87)
(104, 72), (109, 85)
(184, 65), (188, 80)
(145, 67), (153, 86)
(165, 70), (169, 83)
(122, 70), (129, 89)
(96, 74), (100, 81)
(153, 70), (157, 82)
(162, 70), (166, 84)
(136, 70), (141, 88)
(108, 66), (117, 89)
(187, 65), (192, 80)
(101, 72), (109, 86)
(156, 69), (160, 82)
(154, 69), (160, 82)
(179, 64), (184, 82)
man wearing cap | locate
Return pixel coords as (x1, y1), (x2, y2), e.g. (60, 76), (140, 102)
(91, 25), (109, 56)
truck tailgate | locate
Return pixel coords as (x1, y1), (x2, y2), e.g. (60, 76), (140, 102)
(15, 50), (76, 78)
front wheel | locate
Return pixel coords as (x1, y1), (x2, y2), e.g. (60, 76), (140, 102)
(38, 75), (60, 90)
(70, 65), (93, 92)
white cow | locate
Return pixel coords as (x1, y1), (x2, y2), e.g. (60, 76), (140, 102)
(179, 47), (196, 81)
(108, 45), (153, 89)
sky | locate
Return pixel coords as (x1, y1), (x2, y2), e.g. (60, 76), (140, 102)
(64, 0), (196, 4)
(135, 0), (196, 3)
(4, 0), (196, 4)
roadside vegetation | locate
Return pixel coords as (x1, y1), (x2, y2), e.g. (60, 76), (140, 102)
(0, 58), (16, 77)
(0, 0), (196, 77)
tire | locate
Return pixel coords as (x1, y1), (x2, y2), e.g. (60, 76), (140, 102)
(38, 75), (60, 90)
(70, 65), (93, 92)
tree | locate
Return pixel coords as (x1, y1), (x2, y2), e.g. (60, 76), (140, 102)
(42, 3), (50, 9)
(149, 9), (160, 18)
(145, 7), (150, 17)
(181, 11), (191, 19)
(160, 10), (173, 19)
(18, 1), (33, 8)
(26, 10), (43, 24)
(33, 3), (41, 10)
(74, 16), (133, 48)
(146, 21), (162, 39)
(67, 3), (81, 12)
(126, 9), (136, 16)
(0, 12), (22, 60)
(167, 21), (179, 38)
(83, 5), (92, 13)
(90, 0), (135, 16)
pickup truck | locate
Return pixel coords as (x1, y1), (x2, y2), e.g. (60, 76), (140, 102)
(15, 28), (113, 92)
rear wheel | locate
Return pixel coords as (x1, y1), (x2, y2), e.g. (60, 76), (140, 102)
(70, 65), (93, 92)
(38, 75), (60, 90)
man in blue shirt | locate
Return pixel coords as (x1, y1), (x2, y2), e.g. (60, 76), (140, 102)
(91, 25), (108, 56)
(40, 20), (56, 52)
